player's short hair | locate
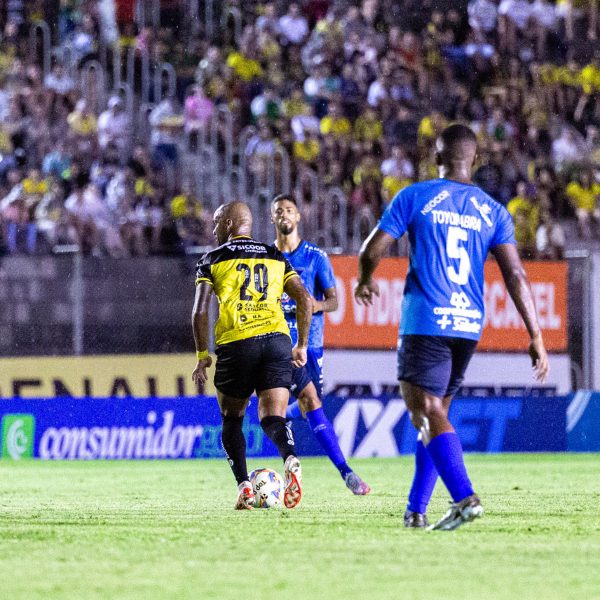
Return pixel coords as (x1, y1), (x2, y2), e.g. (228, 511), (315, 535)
(271, 193), (297, 206)
(440, 123), (478, 149)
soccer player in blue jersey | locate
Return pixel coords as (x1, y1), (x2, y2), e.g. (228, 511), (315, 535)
(272, 194), (371, 495)
(355, 124), (549, 530)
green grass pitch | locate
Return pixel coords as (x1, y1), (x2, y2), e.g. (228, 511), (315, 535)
(1, 454), (599, 600)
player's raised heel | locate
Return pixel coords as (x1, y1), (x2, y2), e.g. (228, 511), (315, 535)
(234, 481), (255, 510)
(344, 472), (371, 495)
(283, 455), (302, 509)
(427, 494), (483, 531)
(404, 511), (429, 528)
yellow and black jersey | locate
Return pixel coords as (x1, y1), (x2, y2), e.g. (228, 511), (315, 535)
(195, 236), (298, 345)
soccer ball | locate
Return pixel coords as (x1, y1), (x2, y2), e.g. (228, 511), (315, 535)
(249, 468), (284, 509)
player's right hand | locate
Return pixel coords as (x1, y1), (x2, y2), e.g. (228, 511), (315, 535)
(291, 345), (307, 368)
(354, 280), (379, 306)
(528, 333), (549, 383)
(192, 356), (213, 385)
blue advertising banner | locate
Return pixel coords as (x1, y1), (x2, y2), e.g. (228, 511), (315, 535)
(0, 395), (568, 460)
(567, 391), (600, 451)
(0, 398), (275, 460)
(315, 395), (567, 456)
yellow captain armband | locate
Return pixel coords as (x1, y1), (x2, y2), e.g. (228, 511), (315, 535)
(196, 350), (209, 360)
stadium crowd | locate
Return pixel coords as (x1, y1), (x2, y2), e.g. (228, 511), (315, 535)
(1, 0), (600, 258)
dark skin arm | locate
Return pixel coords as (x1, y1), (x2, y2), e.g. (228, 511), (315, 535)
(191, 282), (213, 385)
(312, 285), (338, 313)
(491, 243), (549, 382)
(354, 228), (396, 305)
(284, 275), (312, 367)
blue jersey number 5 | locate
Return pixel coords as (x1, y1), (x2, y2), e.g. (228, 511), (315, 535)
(446, 226), (470, 286)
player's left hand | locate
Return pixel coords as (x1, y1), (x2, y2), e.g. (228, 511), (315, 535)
(354, 280), (379, 306)
(192, 356), (213, 385)
(528, 333), (549, 383)
(291, 345), (307, 368)
(311, 296), (322, 313)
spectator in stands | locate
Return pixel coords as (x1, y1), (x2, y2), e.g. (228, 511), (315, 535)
(0, 170), (36, 254)
(105, 166), (146, 256)
(250, 86), (282, 123)
(507, 181), (540, 254)
(290, 96), (320, 141)
(34, 175), (76, 251)
(44, 62), (75, 97)
(530, 0), (558, 60)
(384, 102), (419, 146)
(97, 95), (130, 155)
(4, 0), (600, 258)
(183, 84), (215, 136)
(565, 170), (600, 238)
(380, 145), (414, 202)
(149, 96), (183, 169)
(64, 172), (114, 256)
(354, 106), (383, 143)
(68, 13), (98, 64)
(170, 181), (211, 252)
(498, 0), (534, 55)
(278, 3), (309, 46)
(293, 129), (321, 169)
(351, 154), (382, 216)
(468, 0), (499, 38)
(320, 102), (351, 139)
(257, 3), (280, 36)
(552, 126), (584, 172)
(42, 140), (71, 181)
(226, 39), (263, 83)
(536, 209), (566, 259)
(67, 98), (97, 156)
(245, 120), (278, 185)
(135, 186), (164, 255)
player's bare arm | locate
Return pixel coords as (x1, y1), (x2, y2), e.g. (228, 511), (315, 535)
(491, 243), (550, 382)
(191, 281), (213, 385)
(312, 285), (338, 313)
(284, 275), (312, 367)
(355, 228), (396, 305)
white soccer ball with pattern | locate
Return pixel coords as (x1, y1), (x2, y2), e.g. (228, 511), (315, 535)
(249, 468), (284, 508)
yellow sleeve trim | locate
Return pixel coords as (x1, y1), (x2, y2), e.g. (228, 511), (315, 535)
(195, 277), (213, 287)
(283, 271), (298, 284)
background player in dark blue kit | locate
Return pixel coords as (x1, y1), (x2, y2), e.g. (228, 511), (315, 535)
(355, 124), (549, 530)
(272, 194), (371, 495)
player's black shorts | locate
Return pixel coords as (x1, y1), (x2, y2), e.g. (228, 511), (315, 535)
(397, 335), (477, 398)
(214, 332), (292, 398)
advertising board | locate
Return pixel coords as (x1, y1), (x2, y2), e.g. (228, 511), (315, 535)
(326, 257), (567, 352)
(0, 354), (215, 399)
(0, 395), (568, 460)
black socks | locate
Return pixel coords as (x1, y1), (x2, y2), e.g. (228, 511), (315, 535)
(221, 414), (248, 485)
(260, 415), (296, 461)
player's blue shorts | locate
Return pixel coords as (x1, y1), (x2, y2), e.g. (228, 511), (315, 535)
(290, 346), (324, 398)
(397, 335), (477, 398)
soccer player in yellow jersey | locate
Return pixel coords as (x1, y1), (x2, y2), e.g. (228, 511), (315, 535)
(192, 201), (312, 510)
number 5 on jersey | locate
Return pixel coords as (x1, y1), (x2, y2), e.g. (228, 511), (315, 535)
(446, 226), (471, 286)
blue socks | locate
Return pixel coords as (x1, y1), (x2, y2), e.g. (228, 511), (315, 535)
(306, 407), (352, 478)
(286, 400), (303, 420)
(407, 439), (438, 514)
(426, 432), (474, 503)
